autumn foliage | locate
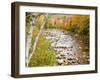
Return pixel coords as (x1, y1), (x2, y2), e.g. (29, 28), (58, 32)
(45, 14), (89, 45)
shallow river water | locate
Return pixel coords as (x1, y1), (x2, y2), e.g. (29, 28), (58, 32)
(43, 29), (89, 65)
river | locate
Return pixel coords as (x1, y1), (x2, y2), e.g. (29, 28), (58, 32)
(43, 29), (89, 65)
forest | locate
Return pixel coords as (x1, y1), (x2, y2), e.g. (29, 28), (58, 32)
(25, 12), (90, 67)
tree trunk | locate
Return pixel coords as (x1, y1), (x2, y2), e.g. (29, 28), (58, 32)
(26, 15), (37, 66)
(27, 14), (48, 66)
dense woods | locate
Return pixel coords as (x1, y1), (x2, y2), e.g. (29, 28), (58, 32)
(26, 12), (90, 67)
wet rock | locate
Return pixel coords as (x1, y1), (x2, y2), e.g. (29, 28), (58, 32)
(63, 59), (68, 65)
(56, 54), (62, 59)
(67, 58), (73, 60)
(57, 59), (64, 64)
(72, 60), (77, 63)
(82, 52), (87, 54)
(79, 47), (82, 49)
(75, 57), (79, 61)
(62, 56), (67, 59)
(60, 52), (65, 56)
(75, 34), (78, 37)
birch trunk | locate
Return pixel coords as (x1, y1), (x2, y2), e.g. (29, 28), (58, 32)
(27, 14), (48, 66)
(26, 15), (37, 66)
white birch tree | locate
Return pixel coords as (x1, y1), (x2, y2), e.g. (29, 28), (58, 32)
(27, 14), (48, 66)
(26, 13), (40, 66)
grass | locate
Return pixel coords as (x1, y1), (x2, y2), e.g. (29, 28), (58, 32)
(28, 33), (57, 67)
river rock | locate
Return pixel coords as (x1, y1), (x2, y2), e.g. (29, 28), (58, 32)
(56, 54), (62, 59)
(57, 59), (64, 64)
(63, 59), (68, 65)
